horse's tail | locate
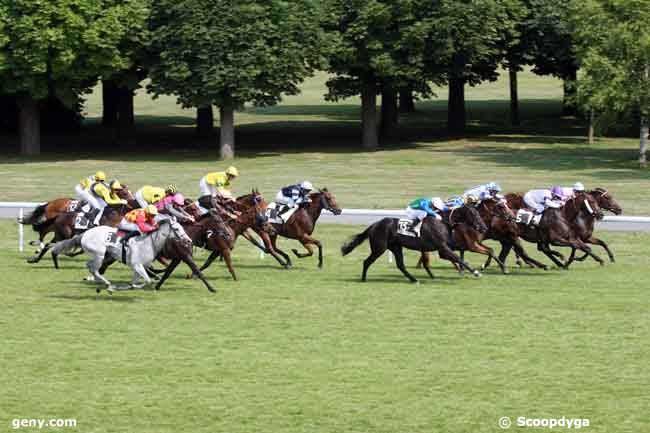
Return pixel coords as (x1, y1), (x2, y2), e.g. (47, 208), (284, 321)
(19, 203), (48, 228)
(341, 226), (372, 256)
(51, 234), (83, 256)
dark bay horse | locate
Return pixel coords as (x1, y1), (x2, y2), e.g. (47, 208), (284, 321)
(566, 188), (622, 266)
(265, 189), (342, 268)
(504, 192), (605, 268)
(341, 205), (485, 283)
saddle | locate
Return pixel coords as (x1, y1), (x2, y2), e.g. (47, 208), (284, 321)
(266, 202), (298, 224)
(398, 218), (420, 237)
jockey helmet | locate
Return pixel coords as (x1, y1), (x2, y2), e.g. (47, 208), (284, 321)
(551, 186), (564, 199)
(165, 184), (178, 195)
(573, 182), (585, 192)
(225, 166), (239, 177)
(172, 193), (185, 206)
(431, 197), (446, 210)
(465, 194), (480, 205)
(110, 180), (123, 190)
(487, 182), (501, 192)
(145, 205), (158, 216)
(301, 180), (314, 191)
(95, 171), (106, 182)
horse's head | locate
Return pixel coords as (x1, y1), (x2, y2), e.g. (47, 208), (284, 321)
(167, 217), (193, 244)
(574, 194), (604, 220)
(589, 188), (622, 215)
(115, 184), (134, 202)
(451, 205), (487, 233)
(316, 188), (342, 215)
(485, 197), (516, 223)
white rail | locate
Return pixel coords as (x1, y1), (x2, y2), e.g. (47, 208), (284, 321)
(3, 202), (650, 252)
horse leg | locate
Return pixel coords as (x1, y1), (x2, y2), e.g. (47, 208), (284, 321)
(89, 254), (113, 292)
(258, 231), (287, 267)
(586, 236), (615, 263)
(27, 242), (52, 264)
(270, 235), (292, 268)
(438, 245), (481, 277)
(390, 246), (418, 283)
(221, 248), (237, 281)
(415, 254), (424, 269)
(199, 250), (220, 272)
(131, 264), (152, 289)
(537, 242), (567, 268)
(497, 241), (513, 267)
(361, 249), (384, 282)
(181, 255), (216, 292)
(470, 241), (508, 274)
(420, 251), (435, 279)
(293, 234), (323, 268)
(154, 258), (181, 291)
(511, 239), (548, 270)
(242, 230), (269, 253)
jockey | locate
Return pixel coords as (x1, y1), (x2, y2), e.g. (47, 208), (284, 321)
(134, 185), (166, 209)
(406, 197), (448, 227)
(445, 195), (467, 209)
(198, 166), (239, 209)
(523, 186), (565, 216)
(561, 182), (586, 200)
(90, 179), (127, 226)
(155, 185), (195, 222)
(118, 205), (160, 245)
(275, 181), (313, 216)
(463, 181), (502, 202)
(74, 171), (105, 208)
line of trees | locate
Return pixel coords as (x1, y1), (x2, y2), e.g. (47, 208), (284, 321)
(0, 0), (645, 165)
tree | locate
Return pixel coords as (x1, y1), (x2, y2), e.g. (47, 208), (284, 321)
(526, 0), (579, 115)
(421, 0), (515, 133)
(148, 0), (325, 159)
(500, 0), (530, 126)
(572, 0), (650, 167)
(323, 0), (430, 148)
(0, 0), (150, 154)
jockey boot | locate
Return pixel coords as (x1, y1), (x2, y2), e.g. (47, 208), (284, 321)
(278, 205), (293, 216)
(121, 231), (140, 263)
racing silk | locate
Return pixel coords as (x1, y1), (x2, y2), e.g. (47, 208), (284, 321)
(90, 182), (123, 205)
(523, 189), (560, 214)
(78, 175), (94, 190)
(281, 184), (309, 203)
(141, 186), (166, 204)
(204, 172), (231, 195)
(463, 184), (492, 201)
(125, 209), (158, 233)
(561, 187), (576, 200)
(408, 198), (439, 216)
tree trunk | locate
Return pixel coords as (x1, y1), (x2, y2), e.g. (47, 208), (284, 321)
(197, 105), (214, 137)
(399, 87), (415, 113)
(102, 79), (119, 127)
(361, 79), (378, 150)
(509, 66), (520, 126)
(562, 68), (578, 116)
(117, 86), (135, 143)
(18, 95), (40, 155)
(219, 106), (235, 160)
(448, 76), (466, 134)
(380, 84), (398, 139)
(588, 108), (595, 145)
(640, 119), (648, 168)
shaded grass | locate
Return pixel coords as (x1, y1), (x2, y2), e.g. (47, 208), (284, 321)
(1, 220), (649, 433)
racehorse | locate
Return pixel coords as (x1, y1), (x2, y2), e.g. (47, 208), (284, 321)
(194, 190), (274, 279)
(20, 186), (135, 253)
(504, 192), (605, 268)
(341, 205), (486, 283)
(565, 188), (622, 266)
(260, 189), (342, 268)
(51, 219), (194, 293)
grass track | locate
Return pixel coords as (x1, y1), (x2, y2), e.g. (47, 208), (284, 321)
(1, 220), (649, 433)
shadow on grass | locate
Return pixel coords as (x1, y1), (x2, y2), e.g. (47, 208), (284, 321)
(48, 293), (139, 302)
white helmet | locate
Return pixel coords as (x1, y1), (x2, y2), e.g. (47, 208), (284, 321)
(431, 197), (446, 210)
(573, 182), (585, 192)
(301, 180), (313, 191)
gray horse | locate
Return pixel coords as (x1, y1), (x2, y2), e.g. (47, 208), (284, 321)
(51, 219), (191, 292)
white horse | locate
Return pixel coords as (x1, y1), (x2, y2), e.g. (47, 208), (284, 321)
(51, 219), (191, 292)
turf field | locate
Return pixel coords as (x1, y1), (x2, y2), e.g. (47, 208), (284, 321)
(1, 220), (649, 433)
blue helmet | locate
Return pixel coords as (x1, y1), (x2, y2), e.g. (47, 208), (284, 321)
(446, 196), (465, 208)
(487, 182), (501, 193)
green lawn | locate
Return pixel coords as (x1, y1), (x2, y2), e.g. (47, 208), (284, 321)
(1, 220), (648, 433)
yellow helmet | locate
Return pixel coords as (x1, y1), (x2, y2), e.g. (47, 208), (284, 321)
(110, 180), (123, 190)
(165, 184), (177, 195)
(465, 194), (480, 205)
(145, 205), (158, 215)
(95, 171), (106, 182)
(225, 166), (239, 177)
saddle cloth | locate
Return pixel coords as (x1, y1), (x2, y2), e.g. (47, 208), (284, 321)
(515, 209), (541, 226)
(265, 202), (298, 224)
(397, 218), (420, 237)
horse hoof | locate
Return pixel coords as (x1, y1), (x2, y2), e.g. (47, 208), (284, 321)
(473, 270), (482, 278)
(96, 288), (101, 294)
(503, 270), (509, 275)
(26, 257), (38, 264)
(542, 265), (549, 271)
(411, 279), (420, 284)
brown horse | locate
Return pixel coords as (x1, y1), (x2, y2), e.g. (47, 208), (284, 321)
(21, 187), (136, 254)
(195, 190), (274, 279)
(504, 192), (605, 268)
(566, 188), (622, 266)
(262, 189), (342, 268)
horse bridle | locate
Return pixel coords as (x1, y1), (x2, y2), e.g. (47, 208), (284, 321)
(320, 194), (339, 214)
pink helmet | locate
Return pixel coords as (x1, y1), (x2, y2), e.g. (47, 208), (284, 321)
(172, 193), (185, 206)
(551, 186), (564, 198)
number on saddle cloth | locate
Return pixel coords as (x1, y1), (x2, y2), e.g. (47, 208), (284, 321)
(74, 212), (90, 230)
(398, 218), (419, 237)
